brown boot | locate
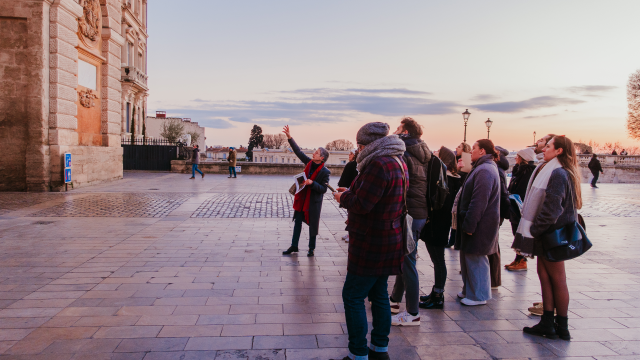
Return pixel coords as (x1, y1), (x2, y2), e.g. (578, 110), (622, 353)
(506, 258), (527, 271)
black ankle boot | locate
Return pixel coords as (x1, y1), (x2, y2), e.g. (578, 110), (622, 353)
(419, 289), (435, 302)
(419, 289), (444, 309)
(282, 246), (298, 255)
(523, 311), (558, 339)
(368, 348), (390, 360)
(555, 315), (571, 340)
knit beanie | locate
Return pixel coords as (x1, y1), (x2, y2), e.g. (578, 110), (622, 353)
(517, 147), (536, 162)
(356, 122), (389, 145)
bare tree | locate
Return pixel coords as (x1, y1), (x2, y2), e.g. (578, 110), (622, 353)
(262, 134), (287, 149)
(160, 119), (185, 143)
(627, 69), (640, 140)
(325, 139), (354, 151)
(187, 131), (200, 145)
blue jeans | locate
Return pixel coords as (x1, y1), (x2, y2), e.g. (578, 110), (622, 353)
(342, 272), (391, 359)
(291, 211), (316, 250)
(192, 164), (203, 177)
(229, 166), (236, 177)
(391, 218), (425, 314)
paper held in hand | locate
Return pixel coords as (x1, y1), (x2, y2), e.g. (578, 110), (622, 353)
(293, 172), (307, 194)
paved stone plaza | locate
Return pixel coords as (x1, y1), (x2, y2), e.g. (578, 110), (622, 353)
(0, 172), (639, 359)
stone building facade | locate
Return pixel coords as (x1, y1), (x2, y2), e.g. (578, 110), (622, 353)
(0, 0), (146, 191)
(253, 148), (351, 166)
(144, 114), (206, 150)
(120, 0), (148, 138)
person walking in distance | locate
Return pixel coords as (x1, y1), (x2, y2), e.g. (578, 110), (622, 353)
(389, 117), (431, 326)
(332, 122), (406, 360)
(588, 154), (603, 188)
(512, 136), (582, 341)
(228, 147), (237, 178)
(419, 146), (462, 309)
(281, 125), (330, 257)
(504, 147), (537, 272)
(454, 139), (501, 306)
(190, 144), (204, 179)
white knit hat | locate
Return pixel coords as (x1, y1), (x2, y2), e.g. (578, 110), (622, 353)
(517, 147), (536, 162)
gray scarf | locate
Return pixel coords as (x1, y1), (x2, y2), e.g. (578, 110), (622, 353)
(356, 135), (406, 172)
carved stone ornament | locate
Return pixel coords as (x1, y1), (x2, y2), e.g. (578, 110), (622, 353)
(78, 89), (97, 108)
(78, 0), (101, 46)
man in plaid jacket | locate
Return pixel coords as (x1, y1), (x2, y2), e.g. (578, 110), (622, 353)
(332, 122), (407, 360)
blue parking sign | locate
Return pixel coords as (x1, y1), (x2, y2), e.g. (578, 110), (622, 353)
(65, 153), (71, 168)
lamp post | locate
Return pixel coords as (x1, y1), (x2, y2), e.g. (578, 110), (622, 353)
(533, 131), (536, 144)
(485, 118), (493, 139)
(462, 109), (471, 142)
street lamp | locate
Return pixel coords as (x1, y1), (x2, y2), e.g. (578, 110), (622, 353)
(533, 131), (536, 144)
(485, 118), (493, 139)
(462, 109), (471, 142)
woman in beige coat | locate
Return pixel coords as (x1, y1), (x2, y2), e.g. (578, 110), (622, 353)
(228, 147), (237, 178)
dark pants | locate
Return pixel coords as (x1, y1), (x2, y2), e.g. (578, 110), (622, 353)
(291, 211), (316, 250)
(488, 244), (501, 287)
(229, 166), (236, 177)
(342, 272), (391, 359)
(425, 242), (447, 290)
(591, 171), (599, 187)
(192, 164), (203, 177)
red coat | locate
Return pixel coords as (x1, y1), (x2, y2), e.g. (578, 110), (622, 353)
(339, 156), (406, 276)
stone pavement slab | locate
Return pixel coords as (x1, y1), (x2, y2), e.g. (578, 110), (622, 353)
(0, 172), (638, 359)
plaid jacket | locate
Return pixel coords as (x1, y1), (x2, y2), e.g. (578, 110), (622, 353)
(339, 156), (407, 276)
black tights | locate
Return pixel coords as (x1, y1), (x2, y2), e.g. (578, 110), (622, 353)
(425, 243), (447, 290)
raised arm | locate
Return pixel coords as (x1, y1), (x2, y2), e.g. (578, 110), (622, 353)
(283, 126), (311, 164)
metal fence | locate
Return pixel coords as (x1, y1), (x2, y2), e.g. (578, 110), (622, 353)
(121, 138), (181, 146)
(121, 138), (181, 171)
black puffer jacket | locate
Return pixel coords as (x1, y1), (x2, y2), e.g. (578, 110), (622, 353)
(508, 162), (536, 200)
(400, 136), (431, 219)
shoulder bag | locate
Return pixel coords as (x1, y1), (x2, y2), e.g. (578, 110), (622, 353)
(393, 157), (416, 256)
(541, 182), (592, 262)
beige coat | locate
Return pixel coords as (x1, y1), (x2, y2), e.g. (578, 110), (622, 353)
(228, 150), (237, 167)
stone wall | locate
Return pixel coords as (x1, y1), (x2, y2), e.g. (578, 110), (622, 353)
(171, 160), (346, 177)
(0, 9), (32, 191)
(580, 165), (640, 184)
(1, 0), (126, 192)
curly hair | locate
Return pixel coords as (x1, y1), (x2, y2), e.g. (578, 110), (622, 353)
(400, 117), (423, 138)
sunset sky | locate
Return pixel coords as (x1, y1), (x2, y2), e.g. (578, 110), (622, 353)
(147, 0), (640, 151)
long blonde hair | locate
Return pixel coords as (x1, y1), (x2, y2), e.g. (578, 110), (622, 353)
(551, 136), (582, 209)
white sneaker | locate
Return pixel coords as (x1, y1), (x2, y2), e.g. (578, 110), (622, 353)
(460, 298), (487, 306)
(391, 311), (421, 326)
(390, 300), (400, 314)
(457, 292), (465, 299)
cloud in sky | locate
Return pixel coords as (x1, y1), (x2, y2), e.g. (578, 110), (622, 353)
(523, 114), (558, 119)
(170, 90), (588, 126)
(470, 94), (500, 102)
(565, 85), (617, 96)
(473, 96), (585, 113)
(198, 119), (235, 129)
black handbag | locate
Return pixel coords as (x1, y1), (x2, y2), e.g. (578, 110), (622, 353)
(541, 184), (592, 262)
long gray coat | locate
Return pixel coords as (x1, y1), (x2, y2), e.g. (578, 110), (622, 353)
(288, 138), (330, 238)
(454, 154), (501, 255)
